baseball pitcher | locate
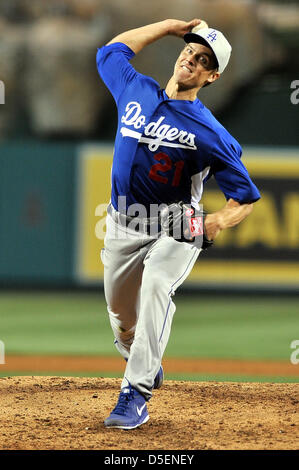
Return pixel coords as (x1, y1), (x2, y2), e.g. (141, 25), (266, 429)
(96, 19), (261, 429)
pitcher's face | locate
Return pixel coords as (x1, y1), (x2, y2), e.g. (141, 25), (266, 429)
(173, 43), (220, 91)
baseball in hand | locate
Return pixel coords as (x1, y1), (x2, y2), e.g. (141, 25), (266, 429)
(192, 21), (209, 32)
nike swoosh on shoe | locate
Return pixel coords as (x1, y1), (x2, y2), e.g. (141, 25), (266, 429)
(136, 403), (146, 416)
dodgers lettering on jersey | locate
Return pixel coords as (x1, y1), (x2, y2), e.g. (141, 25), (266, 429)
(96, 42), (260, 213)
(120, 102), (197, 151)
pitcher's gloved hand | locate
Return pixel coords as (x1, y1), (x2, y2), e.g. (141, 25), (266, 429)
(159, 201), (213, 250)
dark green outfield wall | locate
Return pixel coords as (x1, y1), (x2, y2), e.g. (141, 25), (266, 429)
(0, 140), (299, 290)
(0, 141), (76, 284)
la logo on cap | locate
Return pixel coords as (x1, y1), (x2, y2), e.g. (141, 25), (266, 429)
(206, 30), (218, 43)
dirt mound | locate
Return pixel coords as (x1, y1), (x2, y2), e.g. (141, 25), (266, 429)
(0, 376), (298, 450)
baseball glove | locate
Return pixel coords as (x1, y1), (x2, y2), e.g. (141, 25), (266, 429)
(159, 201), (213, 250)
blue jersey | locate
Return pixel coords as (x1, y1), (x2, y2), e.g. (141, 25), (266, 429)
(96, 42), (260, 213)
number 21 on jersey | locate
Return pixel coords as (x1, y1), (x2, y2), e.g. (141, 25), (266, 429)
(148, 152), (184, 187)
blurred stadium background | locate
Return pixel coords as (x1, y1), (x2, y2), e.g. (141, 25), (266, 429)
(0, 0), (298, 382)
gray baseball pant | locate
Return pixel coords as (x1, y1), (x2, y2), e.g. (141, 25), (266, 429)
(101, 205), (201, 400)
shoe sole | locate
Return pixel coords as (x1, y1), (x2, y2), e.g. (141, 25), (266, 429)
(104, 414), (149, 430)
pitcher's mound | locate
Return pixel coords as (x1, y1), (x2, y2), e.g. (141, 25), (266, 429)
(0, 376), (298, 450)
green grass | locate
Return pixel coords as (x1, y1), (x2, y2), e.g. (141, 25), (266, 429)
(167, 296), (299, 361)
(164, 373), (299, 383)
(1, 371), (297, 383)
(0, 292), (115, 356)
(0, 291), (298, 362)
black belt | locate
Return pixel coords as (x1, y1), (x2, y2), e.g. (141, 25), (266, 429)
(107, 203), (162, 236)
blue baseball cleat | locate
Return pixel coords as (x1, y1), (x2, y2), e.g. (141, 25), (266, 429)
(104, 385), (149, 430)
(153, 365), (164, 389)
